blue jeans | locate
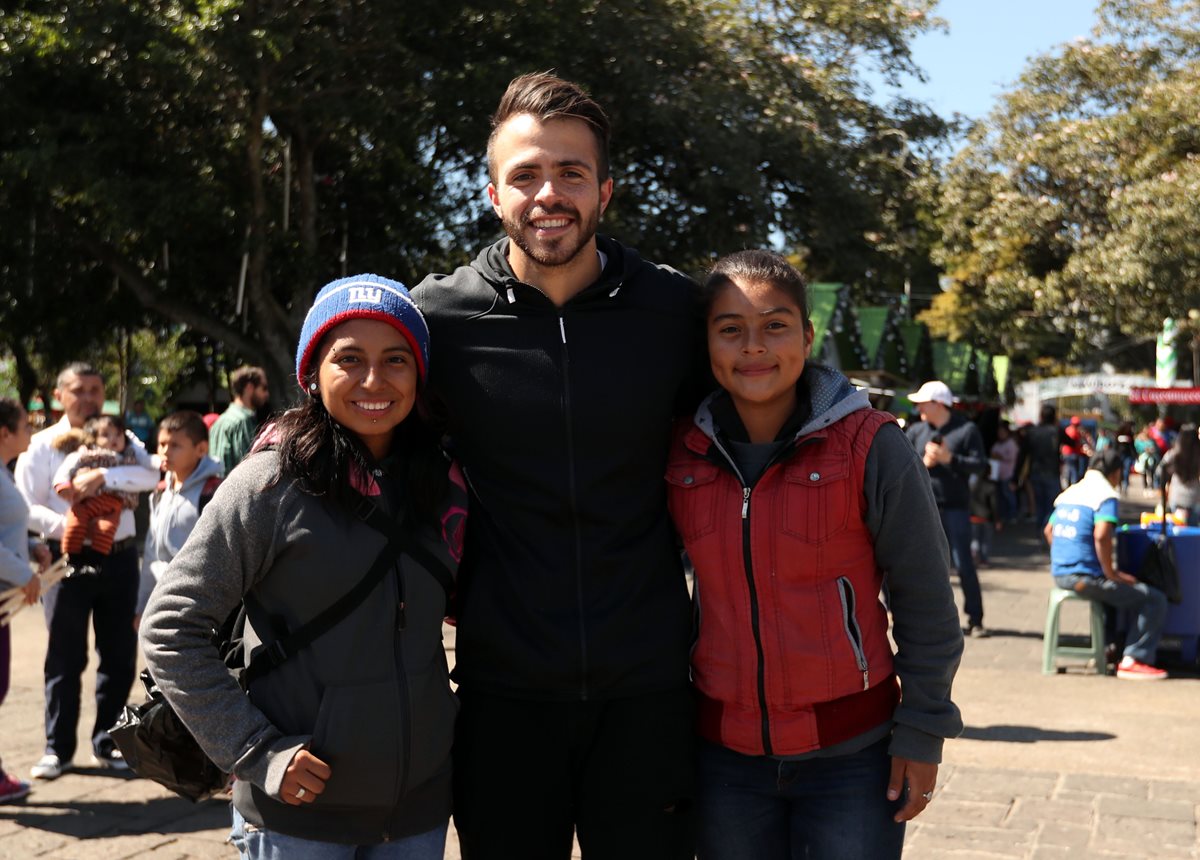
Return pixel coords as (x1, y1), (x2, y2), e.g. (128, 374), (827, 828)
(1063, 454), (1086, 488)
(1053, 574), (1168, 664)
(230, 807), (447, 859)
(971, 520), (992, 564)
(1031, 472), (1062, 530)
(940, 508), (983, 626)
(696, 736), (904, 859)
(996, 481), (1017, 523)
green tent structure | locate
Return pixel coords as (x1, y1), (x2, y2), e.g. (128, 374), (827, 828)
(976, 350), (996, 400)
(839, 304), (914, 412)
(805, 285), (1015, 413)
(853, 305), (910, 380)
(898, 320), (935, 383)
(931, 341), (979, 399)
(855, 307), (888, 368)
(808, 283), (868, 372)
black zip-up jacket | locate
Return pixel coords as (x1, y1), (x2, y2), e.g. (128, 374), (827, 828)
(412, 236), (704, 701)
(905, 411), (989, 510)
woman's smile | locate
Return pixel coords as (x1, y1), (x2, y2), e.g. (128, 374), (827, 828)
(317, 318), (418, 456)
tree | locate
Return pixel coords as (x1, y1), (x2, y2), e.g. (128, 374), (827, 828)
(931, 0), (1200, 373)
(1, 0), (947, 397)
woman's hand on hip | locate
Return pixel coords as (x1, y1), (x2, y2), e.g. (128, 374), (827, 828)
(888, 756), (938, 822)
(281, 748), (332, 806)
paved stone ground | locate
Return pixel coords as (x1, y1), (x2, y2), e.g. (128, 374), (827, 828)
(0, 487), (1196, 858)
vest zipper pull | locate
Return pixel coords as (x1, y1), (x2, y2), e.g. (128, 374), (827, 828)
(398, 601), (407, 631)
(862, 669), (869, 690)
(741, 487), (750, 519)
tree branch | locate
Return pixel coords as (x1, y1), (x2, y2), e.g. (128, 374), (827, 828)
(70, 226), (267, 361)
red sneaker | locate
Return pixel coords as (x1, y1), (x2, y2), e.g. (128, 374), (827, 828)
(1116, 657), (1167, 681)
(0, 772), (31, 803)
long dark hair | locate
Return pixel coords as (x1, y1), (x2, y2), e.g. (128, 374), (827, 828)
(267, 385), (449, 527)
(1172, 423), (1200, 484)
(0, 398), (24, 433)
(0, 398), (25, 471)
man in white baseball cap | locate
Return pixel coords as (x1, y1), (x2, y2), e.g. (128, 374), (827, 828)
(905, 380), (991, 637)
(909, 380), (954, 408)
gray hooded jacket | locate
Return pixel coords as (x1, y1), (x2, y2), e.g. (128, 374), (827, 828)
(140, 450), (464, 844)
(137, 454), (223, 614)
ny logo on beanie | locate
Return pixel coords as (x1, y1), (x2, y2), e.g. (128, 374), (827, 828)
(296, 274), (430, 387)
(347, 286), (384, 304)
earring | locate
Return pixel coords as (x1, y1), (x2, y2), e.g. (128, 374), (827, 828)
(308, 381), (318, 395)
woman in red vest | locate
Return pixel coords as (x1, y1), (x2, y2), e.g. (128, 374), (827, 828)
(667, 251), (964, 859)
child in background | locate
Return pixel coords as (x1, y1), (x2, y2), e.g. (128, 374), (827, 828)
(970, 463), (1001, 567)
(52, 416), (154, 556)
(136, 411), (222, 623)
(1134, 427), (1161, 490)
(990, 422), (1019, 524)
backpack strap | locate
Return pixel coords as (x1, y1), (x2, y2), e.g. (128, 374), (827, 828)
(197, 476), (223, 517)
(348, 492), (455, 601)
(239, 496), (453, 687)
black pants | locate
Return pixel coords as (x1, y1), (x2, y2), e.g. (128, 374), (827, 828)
(453, 687), (696, 860)
(42, 543), (139, 761)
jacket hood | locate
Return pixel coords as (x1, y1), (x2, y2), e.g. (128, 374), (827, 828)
(693, 363), (872, 443)
(470, 235), (637, 304)
(174, 455), (223, 493)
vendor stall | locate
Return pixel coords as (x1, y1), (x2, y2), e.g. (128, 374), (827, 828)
(1117, 523), (1200, 663)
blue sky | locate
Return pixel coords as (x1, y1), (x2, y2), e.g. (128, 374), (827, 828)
(886, 0), (1101, 121)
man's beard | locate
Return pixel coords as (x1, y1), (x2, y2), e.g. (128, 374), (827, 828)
(501, 203), (599, 269)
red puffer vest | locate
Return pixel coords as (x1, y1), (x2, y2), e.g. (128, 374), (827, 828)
(667, 406), (900, 757)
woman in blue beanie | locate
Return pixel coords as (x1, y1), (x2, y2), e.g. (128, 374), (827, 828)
(141, 275), (467, 858)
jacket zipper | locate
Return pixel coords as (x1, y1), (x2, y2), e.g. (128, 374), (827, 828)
(705, 435), (814, 755)
(385, 559), (412, 840)
(558, 311), (589, 700)
(396, 554), (407, 631)
(836, 576), (870, 690)
(709, 436), (773, 754)
(739, 491), (772, 754)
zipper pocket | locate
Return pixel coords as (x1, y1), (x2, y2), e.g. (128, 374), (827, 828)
(836, 577), (869, 690)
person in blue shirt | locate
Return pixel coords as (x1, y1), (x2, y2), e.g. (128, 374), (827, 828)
(124, 400), (155, 447)
(1044, 449), (1168, 681)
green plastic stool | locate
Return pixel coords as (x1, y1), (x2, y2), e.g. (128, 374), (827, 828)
(1042, 587), (1108, 675)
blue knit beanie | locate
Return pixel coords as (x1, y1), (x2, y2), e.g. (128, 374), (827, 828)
(295, 274), (429, 387)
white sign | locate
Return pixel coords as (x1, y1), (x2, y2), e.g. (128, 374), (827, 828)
(1013, 374), (1157, 424)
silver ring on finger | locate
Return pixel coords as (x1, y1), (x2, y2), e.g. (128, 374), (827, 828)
(296, 786), (307, 800)
(921, 790), (934, 802)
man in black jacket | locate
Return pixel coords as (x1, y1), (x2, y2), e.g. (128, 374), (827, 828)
(905, 380), (990, 638)
(411, 73), (700, 859)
